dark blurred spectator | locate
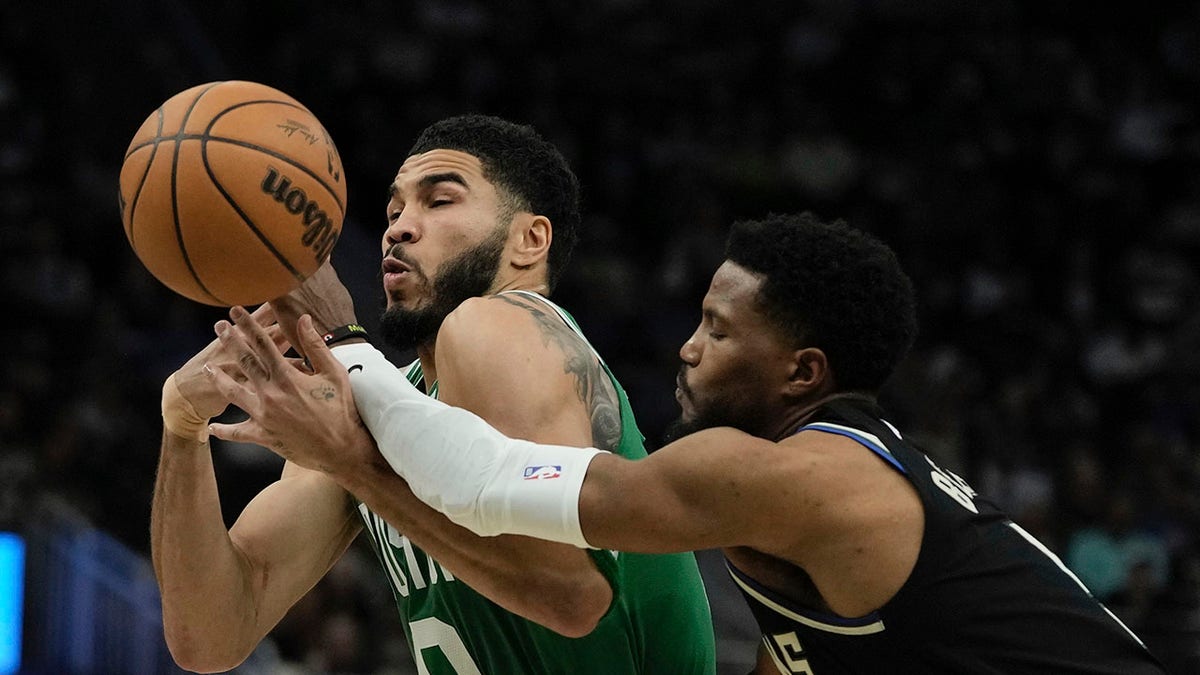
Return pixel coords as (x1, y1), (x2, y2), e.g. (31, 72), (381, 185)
(1066, 489), (1170, 603)
(1141, 549), (1200, 674)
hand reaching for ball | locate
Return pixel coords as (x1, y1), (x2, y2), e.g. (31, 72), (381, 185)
(269, 260), (359, 360)
(165, 303), (290, 431)
(206, 307), (374, 477)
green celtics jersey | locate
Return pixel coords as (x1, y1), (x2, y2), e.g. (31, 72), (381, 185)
(356, 291), (716, 675)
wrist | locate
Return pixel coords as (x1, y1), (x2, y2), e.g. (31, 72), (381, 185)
(328, 429), (394, 495)
(162, 373), (210, 441)
(322, 324), (370, 348)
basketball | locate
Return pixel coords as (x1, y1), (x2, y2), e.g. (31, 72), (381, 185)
(118, 80), (346, 306)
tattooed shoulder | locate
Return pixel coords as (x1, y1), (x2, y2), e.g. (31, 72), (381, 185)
(492, 294), (623, 451)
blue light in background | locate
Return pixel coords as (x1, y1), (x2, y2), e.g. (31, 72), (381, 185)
(0, 533), (24, 675)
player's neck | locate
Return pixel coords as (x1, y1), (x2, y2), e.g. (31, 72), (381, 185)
(490, 269), (550, 297)
(769, 392), (876, 441)
(764, 407), (818, 442)
(414, 277), (550, 387)
(416, 342), (438, 390)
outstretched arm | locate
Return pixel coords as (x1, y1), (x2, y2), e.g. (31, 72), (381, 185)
(232, 317), (787, 555)
(342, 336), (780, 552)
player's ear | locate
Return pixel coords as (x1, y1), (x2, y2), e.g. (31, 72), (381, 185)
(511, 213), (552, 267)
(785, 347), (830, 397)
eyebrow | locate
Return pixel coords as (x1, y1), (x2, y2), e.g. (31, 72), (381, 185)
(387, 172), (470, 201)
(419, 171), (469, 191)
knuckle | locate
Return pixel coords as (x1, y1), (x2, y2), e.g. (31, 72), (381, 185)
(237, 352), (261, 373)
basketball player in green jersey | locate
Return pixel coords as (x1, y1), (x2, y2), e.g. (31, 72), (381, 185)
(152, 115), (716, 674)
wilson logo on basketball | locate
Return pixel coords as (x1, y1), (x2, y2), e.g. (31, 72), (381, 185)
(261, 167), (339, 263)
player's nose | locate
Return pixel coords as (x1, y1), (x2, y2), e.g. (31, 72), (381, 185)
(384, 209), (421, 247)
(679, 333), (701, 365)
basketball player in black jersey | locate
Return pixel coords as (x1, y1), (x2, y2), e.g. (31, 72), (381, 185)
(209, 211), (1169, 673)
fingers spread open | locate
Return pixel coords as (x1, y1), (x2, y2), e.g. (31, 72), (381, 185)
(298, 314), (342, 375)
(216, 319), (271, 382)
(234, 305), (291, 377)
(263, 323), (293, 355)
(204, 360), (258, 413)
(250, 302), (277, 327)
(284, 355), (313, 374)
(224, 306), (290, 380)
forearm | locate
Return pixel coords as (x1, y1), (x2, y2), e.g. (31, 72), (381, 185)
(150, 431), (260, 671)
(338, 458), (611, 636)
(330, 343), (602, 547)
(328, 344), (752, 556)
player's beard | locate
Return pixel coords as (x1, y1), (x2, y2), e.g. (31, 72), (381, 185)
(378, 223), (508, 351)
(661, 415), (711, 446)
(662, 367), (770, 445)
(662, 367), (722, 444)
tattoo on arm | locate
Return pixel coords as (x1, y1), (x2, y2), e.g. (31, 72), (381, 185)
(494, 295), (623, 451)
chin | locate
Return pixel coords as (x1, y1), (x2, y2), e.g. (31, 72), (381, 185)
(384, 294), (424, 311)
(662, 414), (711, 445)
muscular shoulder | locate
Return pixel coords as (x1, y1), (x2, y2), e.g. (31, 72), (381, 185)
(773, 429), (923, 555)
(439, 293), (556, 352)
(435, 294), (622, 450)
(436, 294), (576, 378)
(764, 429), (925, 613)
(778, 429), (919, 511)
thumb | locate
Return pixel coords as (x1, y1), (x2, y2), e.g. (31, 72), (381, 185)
(208, 419), (256, 444)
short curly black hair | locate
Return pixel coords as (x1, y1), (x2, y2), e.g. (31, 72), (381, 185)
(725, 211), (918, 393)
(408, 114), (581, 292)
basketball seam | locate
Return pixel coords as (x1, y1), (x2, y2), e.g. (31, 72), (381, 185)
(210, 134), (347, 213)
(138, 134), (345, 213)
(125, 110), (166, 251)
(202, 101), (313, 283)
(200, 136), (306, 282)
(171, 82), (226, 305)
(124, 101), (345, 215)
(203, 99), (344, 286)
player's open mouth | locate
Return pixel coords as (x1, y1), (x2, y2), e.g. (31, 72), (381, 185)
(382, 257), (414, 291)
(382, 256), (411, 275)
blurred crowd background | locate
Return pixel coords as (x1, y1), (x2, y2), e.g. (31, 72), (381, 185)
(2, 1), (1199, 673)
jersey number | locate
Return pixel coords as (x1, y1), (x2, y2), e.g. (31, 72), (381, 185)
(770, 631), (816, 674)
(925, 456), (979, 513)
(410, 617), (483, 675)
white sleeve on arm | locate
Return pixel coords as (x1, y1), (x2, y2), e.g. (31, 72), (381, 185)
(329, 343), (605, 549)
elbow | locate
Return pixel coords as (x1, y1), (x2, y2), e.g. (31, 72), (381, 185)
(540, 577), (613, 639)
(164, 624), (255, 674)
(167, 641), (251, 674)
(550, 611), (604, 640)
